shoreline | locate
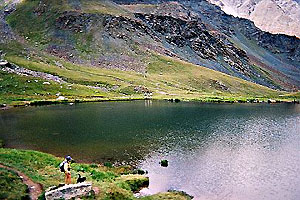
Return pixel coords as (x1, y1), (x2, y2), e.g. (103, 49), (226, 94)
(0, 147), (193, 199)
(1, 96), (299, 111)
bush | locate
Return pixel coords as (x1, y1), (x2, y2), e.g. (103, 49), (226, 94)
(0, 139), (4, 148)
(104, 162), (113, 168)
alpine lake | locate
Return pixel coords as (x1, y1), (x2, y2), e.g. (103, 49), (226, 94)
(1, 100), (299, 200)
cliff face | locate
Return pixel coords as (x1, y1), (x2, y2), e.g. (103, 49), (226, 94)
(207, 0), (300, 37)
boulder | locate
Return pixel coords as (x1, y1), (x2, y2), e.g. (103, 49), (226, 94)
(45, 182), (93, 200)
(0, 60), (11, 67)
(160, 159), (168, 167)
(56, 96), (66, 101)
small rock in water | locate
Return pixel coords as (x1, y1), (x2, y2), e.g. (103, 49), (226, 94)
(133, 169), (147, 175)
(168, 98), (180, 103)
(160, 159), (168, 167)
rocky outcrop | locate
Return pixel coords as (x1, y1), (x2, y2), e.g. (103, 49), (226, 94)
(114, 0), (300, 64)
(0, 60), (10, 67)
(0, 6), (16, 43)
(1, 63), (66, 83)
(45, 183), (93, 200)
(136, 13), (252, 75)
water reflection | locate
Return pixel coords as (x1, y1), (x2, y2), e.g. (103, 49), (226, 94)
(1, 102), (300, 199)
(139, 107), (300, 200)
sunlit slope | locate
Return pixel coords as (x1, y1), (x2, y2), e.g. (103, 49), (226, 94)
(147, 55), (281, 97)
(1, 45), (292, 106)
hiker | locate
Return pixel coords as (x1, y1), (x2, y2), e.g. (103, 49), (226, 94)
(60, 156), (72, 184)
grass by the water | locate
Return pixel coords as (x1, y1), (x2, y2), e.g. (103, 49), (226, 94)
(0, 148), (192, 199)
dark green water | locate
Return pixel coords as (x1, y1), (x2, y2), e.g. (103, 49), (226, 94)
(1, 101), (300, 199)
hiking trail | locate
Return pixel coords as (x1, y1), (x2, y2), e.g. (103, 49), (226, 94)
(0, 163), (43, 200)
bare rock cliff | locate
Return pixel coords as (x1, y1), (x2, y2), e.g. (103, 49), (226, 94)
(208, 0), (300, 37)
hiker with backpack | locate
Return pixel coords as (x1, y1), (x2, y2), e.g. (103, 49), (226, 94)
(59, 156), (73, 184)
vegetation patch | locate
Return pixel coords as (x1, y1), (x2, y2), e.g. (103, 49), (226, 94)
(0, 148), (191, 199)
(117, 175), (149, 192)
(0, 41), (298, 106)
(140, 191), (193, 200)
(0, 168), (30, 200)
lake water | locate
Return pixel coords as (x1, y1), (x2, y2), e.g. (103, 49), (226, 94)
(1, 101), (300, 200)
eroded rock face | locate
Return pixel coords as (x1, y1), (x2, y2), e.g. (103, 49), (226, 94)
(134, 13), (259, 78)
(45, 183), (93, 200)
(208, 0), (300, 37)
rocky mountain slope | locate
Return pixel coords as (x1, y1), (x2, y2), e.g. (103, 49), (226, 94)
(0, 0), (299, 105)
(207, 0), (300, 38)
(115, 0), (300, 90)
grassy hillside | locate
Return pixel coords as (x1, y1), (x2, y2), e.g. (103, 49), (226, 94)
(2, 40), (297, 106)
(0, 148), (192, 199)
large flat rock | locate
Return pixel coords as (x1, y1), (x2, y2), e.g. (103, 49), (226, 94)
(45, 182), (92, 200)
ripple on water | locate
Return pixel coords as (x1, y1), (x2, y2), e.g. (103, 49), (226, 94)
(139, 109), (300, 200)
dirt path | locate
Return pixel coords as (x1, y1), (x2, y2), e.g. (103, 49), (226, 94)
(0, 164), (43, 200)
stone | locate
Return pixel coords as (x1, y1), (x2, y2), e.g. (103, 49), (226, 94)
(174, 99), (180, 103)
(160, 159), (168, 167)
(268, 99), (276, 103)
(0, 103), (7, 107)
(56, 96), (66, 101)
(45, 182), (93, 200)
(0, 60), (10, 67)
